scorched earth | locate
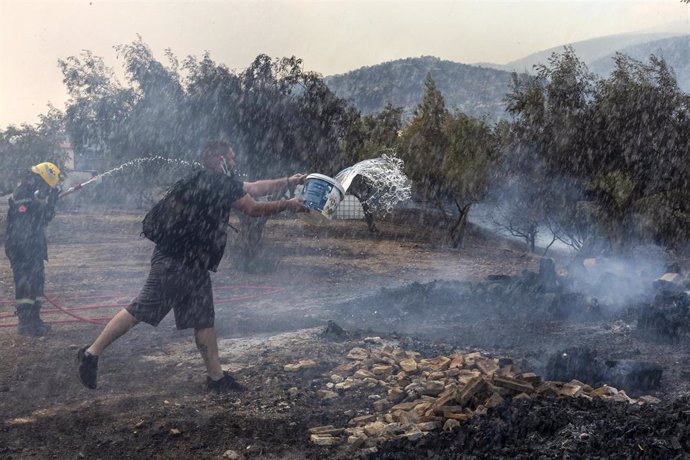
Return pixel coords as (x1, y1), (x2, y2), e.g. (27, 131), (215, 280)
(1, 206), (689, 459)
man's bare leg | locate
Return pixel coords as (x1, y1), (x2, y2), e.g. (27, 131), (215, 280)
(87, 309), (140, 356)
(194, 327), (223, 379)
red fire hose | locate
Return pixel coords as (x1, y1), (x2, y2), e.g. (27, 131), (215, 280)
(0, 285), (284, 329)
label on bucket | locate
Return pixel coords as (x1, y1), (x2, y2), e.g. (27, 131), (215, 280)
(301, 176), (343, 220)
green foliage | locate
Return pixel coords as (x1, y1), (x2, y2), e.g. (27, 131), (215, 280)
(59, 42), (355, 193)
(341, 103), (403, 166)
(399, 75), (500, 247)
(0, 108), (68, 194)
(325, 56), (517, 122)
(400, 74), (449, 205)
(504, 46), (690, 253)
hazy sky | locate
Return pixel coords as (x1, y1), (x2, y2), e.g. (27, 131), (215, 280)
(1, 0), (688, 127)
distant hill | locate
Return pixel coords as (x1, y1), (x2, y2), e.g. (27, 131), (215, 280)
(499, 32), (681, 73)
(589, 35), (690, 92)
(324, 32), (689, 125)
(324, 56), (520, 123)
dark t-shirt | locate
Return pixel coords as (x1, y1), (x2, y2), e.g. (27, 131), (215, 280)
(145, 169), (245, 271)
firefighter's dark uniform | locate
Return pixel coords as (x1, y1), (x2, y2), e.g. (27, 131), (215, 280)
(4, 172), (58, 336)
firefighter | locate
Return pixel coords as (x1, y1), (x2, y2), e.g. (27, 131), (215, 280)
(4, 162), (61, 336)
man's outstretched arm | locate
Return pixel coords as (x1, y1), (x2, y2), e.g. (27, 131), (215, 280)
(243, 173), (307, 198)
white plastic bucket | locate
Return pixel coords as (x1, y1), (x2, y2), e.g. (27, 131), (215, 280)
(299, 173), (346, 223)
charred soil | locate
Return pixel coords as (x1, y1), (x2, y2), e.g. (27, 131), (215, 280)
(1, 207), (689, 459)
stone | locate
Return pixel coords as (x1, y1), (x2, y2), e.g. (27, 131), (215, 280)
(222, 449), (242, 459)
(387, 388), (405, 403)
(449, 354), (465, 369)
(456, 376), (489, 406)
(283, 359), (317, 372)
(309, 425), (345, 436)
(401, 430), (424, 441)
(354, 369), (376, 379)
(347, 435), (367, 447)
(443, 419), (461, 431)
(347, 347), (370, 360)
(456, 369), (482, 384)
(418, 356), (451, 371)
(464, 352), (482, 366)
(535, 382), (560, 397)
(392, 401), (419, 411)
(363, 421), (387, 437)
(428, 371), (446, 380)
(363, 336), (383, 344)
(310, 434), (339, 446)
(559, 383), (583, 397)
(332, 362), (357, 376)
(444, 411), (471, 421)
(520, 372), (541, 384)
(484, 392), (504, 408)
(287, 387), (299, 398)
(590, 385), (617, 397)
(476, 359), (499, 376)
(349, 414), (377, 426)
(639, 395), (661, 404)
(334, 379), (356, 390)
(659, 272), (682, 284)
(371, 365), (394, 376)
(399, 359), (418, 373)
(421, 380), (445, 396)
(416, 421), (441, 431)
(317, 390), (339, 399)
(492, 376), (534, 394)
(373, 399), (391, 411)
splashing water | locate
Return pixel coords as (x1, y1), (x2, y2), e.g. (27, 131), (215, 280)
(334, 154), (411, 216)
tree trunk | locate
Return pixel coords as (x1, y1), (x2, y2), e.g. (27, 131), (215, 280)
(450, 203), (472, 248)
(352, 192), (378, 233)
(235, 214), (268, 272)
(529, 230), (536, 253)
(350, 178), (378, 233)
(234, 186), (289, 272)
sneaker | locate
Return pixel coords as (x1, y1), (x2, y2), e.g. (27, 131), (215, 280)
(77, 346), (99, 389)
(207, 371), (247, 393)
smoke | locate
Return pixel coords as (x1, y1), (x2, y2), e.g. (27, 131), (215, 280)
(564, 244), (672, 310)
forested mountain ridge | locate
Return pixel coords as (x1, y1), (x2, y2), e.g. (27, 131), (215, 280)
(590, 35), (690, 92)
(324, 31), (688, 122)
(498, 32), (681, 73)
(323, 56), (519, 122)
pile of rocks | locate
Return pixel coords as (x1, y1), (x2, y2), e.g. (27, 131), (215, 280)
(306, 343), (661, 448)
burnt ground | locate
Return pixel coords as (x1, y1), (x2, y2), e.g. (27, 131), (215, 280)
(1, 206), (689, 459)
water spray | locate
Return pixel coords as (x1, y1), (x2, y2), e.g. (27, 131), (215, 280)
(58, 156), (201, 199)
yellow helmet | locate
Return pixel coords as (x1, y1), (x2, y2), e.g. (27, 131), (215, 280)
(31, 162), (61, 188)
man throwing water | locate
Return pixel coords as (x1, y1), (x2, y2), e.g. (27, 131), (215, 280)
(77, 140), (306, 392)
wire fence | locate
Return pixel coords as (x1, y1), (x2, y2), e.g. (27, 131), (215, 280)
(335, 195), (365, 220)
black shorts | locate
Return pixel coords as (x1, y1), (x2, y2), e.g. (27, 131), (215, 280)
(6, 249), (45, 300)
(126, 248), (215, 329)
